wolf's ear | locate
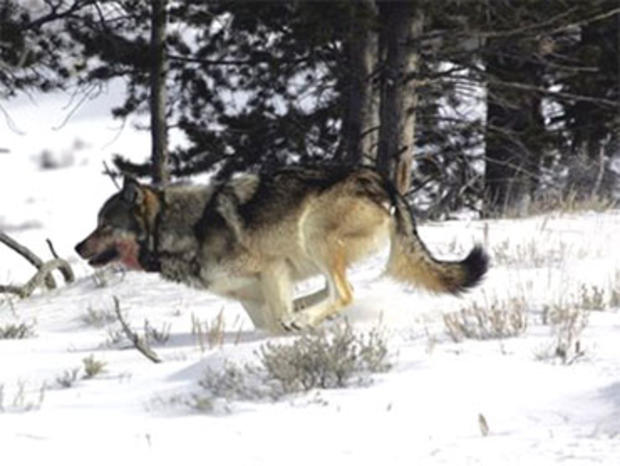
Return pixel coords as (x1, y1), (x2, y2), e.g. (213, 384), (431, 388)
(121, 176), (143, 204)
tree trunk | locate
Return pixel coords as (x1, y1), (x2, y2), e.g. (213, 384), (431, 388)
(150, 0), (169, 185)
(376, 2), (424, 194)
(340, 0), (379, 166)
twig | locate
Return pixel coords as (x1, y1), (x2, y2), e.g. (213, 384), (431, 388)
(166, 53), (311, 67)
(488, 79), (619, 108)
(46, 238), (59, 259)
(542, 6), (620, 39)
(0, 102), (26, 135)
(591, 146), (606, 198)
(102, 161), (121, 190)
(45, 241), (74, 285)
(112, 297), (162, 364)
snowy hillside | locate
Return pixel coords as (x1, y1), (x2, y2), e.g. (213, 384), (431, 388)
(1, 104), (620, 464)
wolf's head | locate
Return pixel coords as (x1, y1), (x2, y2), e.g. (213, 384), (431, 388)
(75, 177), (160, 270)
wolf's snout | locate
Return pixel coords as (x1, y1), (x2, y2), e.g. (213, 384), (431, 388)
(75, 235), (98, 259)
(75, 240), (86, 257)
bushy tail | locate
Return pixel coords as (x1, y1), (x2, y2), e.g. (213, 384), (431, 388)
(385, 190), (489, 294)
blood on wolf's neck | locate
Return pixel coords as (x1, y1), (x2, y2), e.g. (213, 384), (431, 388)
(116, 239), (143, 271)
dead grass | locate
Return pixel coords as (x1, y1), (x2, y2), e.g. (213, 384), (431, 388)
(0, 380), (46, 412)
(491, 238), (571, 268)
(443, 298), (528, 342)
(576, 284), (606, 311)
(496, 190), (615, 219)
(191, 310), (243, 352)
(81, 306), (117, 328)
(0, 320), (36, 339)
(609, 271), (620, 308)
(539, 303), (589, 364)
(144, 320), (172, 345)
(550, 192), (616, 215)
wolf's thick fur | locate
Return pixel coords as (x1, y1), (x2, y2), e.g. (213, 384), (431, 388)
(76, 165), (488, 333)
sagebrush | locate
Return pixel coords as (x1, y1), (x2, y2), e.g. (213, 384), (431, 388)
(443, 298), (528, 342)
(190, 322), (391, 413)
(0, 321), (36, 339)
(258, 323), (391, 392)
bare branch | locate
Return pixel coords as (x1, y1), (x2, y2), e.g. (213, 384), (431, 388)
(0, 259), (74, 298)
(112, 297), (162, 364)
(0, 231), (56, 289)
(0, 233), (75, 297)
(26, 0), (90, 30)
(0, 103), (26, 135)
(541, 6), (620, 39)
(52, 82), (103, 130)
(166, 53), (311, 67)
(102, 161), (121, 190)
(46, 238), (59, 259)
(45, 239), (75, 284)
(482, 7), (580, 39)
(489, 79), (619, 108)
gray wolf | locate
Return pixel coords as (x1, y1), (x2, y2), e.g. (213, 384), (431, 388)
(75, 165), (488, 333)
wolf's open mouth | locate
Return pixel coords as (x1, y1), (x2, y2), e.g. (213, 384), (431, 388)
(88, 248), (120, 266)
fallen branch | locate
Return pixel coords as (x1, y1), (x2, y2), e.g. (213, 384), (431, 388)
(0, 231), (56, 289)
(46, 238), (74, 284)
(0, 232), (75, 297)
(0, 258), (74, 298)
(112, 296), (162, 364)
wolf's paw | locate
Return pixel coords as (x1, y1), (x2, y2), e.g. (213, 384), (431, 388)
(280, 313), (315, 332)
(292, 300), (306, 313)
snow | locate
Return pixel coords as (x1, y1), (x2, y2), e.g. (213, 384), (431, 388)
(1, 93), (620, 465)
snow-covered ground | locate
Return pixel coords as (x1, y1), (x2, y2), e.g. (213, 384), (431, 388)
(1, 93), (620, 465)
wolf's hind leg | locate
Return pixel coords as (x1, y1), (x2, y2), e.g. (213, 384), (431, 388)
(282, 253), (353, 330)
(293, 287), (329, 312)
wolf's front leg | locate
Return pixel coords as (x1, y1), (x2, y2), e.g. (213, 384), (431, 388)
(258, 261), (295, 333)
(240, 299), (271, 332)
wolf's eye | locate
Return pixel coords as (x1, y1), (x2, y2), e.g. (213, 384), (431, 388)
(98, 224), (113, 233)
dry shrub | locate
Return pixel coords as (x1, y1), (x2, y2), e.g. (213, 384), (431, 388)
(0, 321), (36, 339)
(531, 191), (615, 216)
(540, 303), (589, 364)
(81, 306), (117, 328)
(82, 355), (107, 379)
(498, 186), (616, 219)
(56, 368), (80, 388)
(444, 298), (528, 342)
(192, 363), (270, 412)
(189, 322), (391, 413)
(258, 322), (391, 392)
(0, 380), (46, 412)
(491, 238), (568, 268)
(577, 284), (606, 311)
(144, 320), (172, 345)
(611, 272), (620, 308)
